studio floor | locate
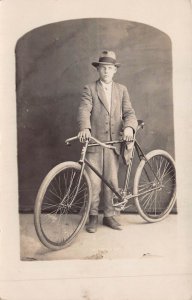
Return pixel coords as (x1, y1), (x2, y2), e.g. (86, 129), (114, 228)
(20, 212), (191, 262)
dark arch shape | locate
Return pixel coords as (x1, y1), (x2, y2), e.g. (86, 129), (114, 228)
(15, 18), (174, 212)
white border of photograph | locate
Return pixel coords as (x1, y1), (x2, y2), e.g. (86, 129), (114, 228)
(0, 1), (192, 299)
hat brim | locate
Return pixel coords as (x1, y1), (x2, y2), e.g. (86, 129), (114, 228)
(92, 62), (121, 68)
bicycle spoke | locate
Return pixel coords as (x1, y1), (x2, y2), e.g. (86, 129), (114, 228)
(149, 190), (158, 213)
(160, 160), (171, 180)
(154, 156), (163, 179)
(138, 181), (154, 192)
(57, 175), (62, 199)
(49, 188), (63, 201)
(41, 203), (59, 212)
(67, 182), (87, 202)
(162, 173), (176, 187)
(141, 190), (155, 210)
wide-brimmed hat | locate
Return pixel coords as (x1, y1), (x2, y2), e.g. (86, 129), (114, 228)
(92, 50), (121, 68)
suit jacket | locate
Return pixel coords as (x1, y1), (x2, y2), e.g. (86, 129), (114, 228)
(77, 80), (137, 154)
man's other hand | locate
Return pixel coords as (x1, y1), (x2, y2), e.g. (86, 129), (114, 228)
(123, 127), (133, 142)
(78, 129), (91, 143)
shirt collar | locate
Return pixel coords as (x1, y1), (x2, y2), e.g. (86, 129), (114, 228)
(100, 80), (113, 89)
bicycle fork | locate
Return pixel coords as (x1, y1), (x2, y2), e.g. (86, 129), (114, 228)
(67, 140), (89, 208)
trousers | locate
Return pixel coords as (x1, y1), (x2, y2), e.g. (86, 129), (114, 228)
(85, 148), (119, 217)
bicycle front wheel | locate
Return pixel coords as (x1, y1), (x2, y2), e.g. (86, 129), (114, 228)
(133, 150), (176, 222)
(34, 162), (91, 250)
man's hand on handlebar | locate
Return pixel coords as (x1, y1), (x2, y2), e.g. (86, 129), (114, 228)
(123, 127), (134, 142)
(78, 129), (91, 143)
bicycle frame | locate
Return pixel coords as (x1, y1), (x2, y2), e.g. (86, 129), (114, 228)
(74, 138), (163, 210)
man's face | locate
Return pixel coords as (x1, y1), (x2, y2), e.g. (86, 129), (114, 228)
(97, 64), (117, 83)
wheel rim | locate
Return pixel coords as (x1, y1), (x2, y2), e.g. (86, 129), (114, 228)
(39, 167), (89, 247)
(137, 154), (176, 219)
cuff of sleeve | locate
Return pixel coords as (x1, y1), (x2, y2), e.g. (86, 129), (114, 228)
(79, 126), (91, 131)
(124, 126), (135, 133)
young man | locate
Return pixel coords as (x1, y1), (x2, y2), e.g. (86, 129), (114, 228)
(77, 50), (137, 233)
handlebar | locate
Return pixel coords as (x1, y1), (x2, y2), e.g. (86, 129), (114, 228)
(65, 136), (135, 150)
(65, 136), (118, 150)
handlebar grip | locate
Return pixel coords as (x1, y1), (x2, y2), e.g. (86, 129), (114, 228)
(65, 136), (78, 145)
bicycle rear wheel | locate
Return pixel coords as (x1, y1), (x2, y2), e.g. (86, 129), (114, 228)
(34, 161), (91, 250)
(133, 150), (176, 222)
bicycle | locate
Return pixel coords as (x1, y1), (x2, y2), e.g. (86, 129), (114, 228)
(34, 120), (176, 250)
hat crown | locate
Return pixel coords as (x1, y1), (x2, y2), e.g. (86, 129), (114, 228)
(100, 50), (116, 61)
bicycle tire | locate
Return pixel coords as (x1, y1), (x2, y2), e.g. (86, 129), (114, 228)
(34, 161), (91, 250)
(133, 150), (176, 222)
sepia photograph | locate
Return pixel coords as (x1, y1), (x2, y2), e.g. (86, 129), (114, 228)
(0, 1), (192, 299)
(16, 18), (176, 261)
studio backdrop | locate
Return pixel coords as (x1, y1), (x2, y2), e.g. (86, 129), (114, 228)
(16, 18), (174, 212)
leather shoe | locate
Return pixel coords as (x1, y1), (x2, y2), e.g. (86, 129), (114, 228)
(103, 216), (122, 230)
(86, 215), (98, 233)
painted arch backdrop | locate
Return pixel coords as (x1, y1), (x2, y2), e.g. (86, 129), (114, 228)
(16, 18), (174, 212)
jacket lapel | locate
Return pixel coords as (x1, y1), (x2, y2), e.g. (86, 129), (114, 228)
(96, 80), (110, 114)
